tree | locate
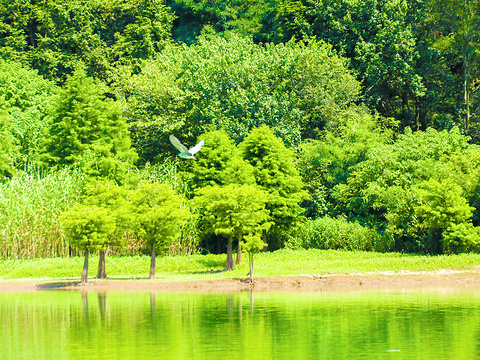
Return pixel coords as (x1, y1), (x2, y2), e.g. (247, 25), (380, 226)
(193, 184), (270, 270)
(272, 0), (432, 130)
(60, 204), (116, 284)
(181, 129), (237, 191)
(240, 125), (308, 248)
(0, 0), (31, 62)
(414, 178), (478, 254)
(430, 0), (480, 130)
(114, 34), (362, 165)
(0, 60), (56, 169)
(82, 179), (135, 279)
(297, 110), (395, 218)
(131, 182), (188, 279)
(0, 0), (175, 82)
(242, 233), (265, 283)
(42, 69), (137, 182)
(0, 111), (18, 179)
(182, 129), (256, 255)
(332, 127), (477, 253)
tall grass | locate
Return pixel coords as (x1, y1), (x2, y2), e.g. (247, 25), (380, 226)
(136, 159), (189, 194)
(0, 160), (200, 259)
(0, 168), (84, 259)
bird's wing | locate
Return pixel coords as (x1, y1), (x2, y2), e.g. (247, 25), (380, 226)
(188, 140), (204, 155)
(169, 135), (189, 153)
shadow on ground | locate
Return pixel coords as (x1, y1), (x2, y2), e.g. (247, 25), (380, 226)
(35, 281), (81, 290)
(190, 269), (225, 275)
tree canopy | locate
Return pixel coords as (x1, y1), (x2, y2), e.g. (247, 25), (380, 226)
(42, 69), (137, 181)
(131, 181), (188, 279)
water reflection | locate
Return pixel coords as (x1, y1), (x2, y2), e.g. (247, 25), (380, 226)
(97, 292), (107, 321)
(1, 289), (480, 359)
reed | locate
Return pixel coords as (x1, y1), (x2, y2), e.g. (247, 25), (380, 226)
(136, 159), (188, 194)
(0, 167), (84, 259)
(0, 160), (199, 259)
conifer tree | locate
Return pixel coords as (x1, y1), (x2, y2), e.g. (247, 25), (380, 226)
(131, 182), (188, 279)
(60, 204), (116, 284)
(240, 125), (308, 248)
(182, 129), (237, 190)
(82, 179), (134, 278)
(193, 184), (270, 270)
(185, 129), (257, 258)
(42, 69), (137, 181)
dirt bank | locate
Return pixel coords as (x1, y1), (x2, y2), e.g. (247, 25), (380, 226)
(2, 270), (480, 292)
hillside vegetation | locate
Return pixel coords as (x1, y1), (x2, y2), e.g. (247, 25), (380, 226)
(0, 0), (479, 271)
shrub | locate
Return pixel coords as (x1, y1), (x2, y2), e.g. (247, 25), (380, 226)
(296, 216), (380, 251)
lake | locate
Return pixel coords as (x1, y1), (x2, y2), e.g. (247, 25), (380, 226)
(1, 289), (480, 359)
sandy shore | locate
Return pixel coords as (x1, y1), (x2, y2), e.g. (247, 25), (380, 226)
(2, 270), (480, 292)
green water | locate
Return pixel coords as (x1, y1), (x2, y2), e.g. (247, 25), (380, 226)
(1, 289), (480, 360)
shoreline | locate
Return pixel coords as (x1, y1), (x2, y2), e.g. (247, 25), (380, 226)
(2, 270), (480, 292)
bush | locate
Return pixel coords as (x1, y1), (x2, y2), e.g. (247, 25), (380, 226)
(294, 216), (380, 251)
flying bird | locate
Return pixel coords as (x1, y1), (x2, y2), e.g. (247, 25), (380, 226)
(169, 135), (204, 160)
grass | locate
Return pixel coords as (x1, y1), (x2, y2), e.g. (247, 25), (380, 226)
(1, 249), (480, 282)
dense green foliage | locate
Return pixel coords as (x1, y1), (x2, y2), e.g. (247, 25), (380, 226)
(60, 203), (116, 252)
(114, 34), (361, 164)
(0, 60), (56, 169)
(42, 69), (138, 181)
(194, 184), (270, 270)
(0, 0), (175, 82)
(0, 0), (479, 266)
(131, 181), (189, 278)
(289, 216), (380, 252)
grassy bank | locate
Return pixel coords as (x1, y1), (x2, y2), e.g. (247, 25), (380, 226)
(1, 249), (480, 282)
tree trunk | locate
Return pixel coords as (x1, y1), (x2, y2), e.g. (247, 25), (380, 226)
(226, 235), (234, 271)
(249, 255), (254, 284)
(464, 52), (471, 130)
(415, 97), (421, 131)
(402, 86), (408, 127)
(261, 229), (268, 252)
(81, 248), (89, 285)
(406, 87), (411, 127)
(96, 249), (107, 279)
(28, 19), (36, 47)
(149, 240), (156, 280)
(216, 235), (222, 254)
(236, 234), (242, 265)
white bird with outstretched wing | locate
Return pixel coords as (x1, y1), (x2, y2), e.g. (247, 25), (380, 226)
(169, 135), (204, 159)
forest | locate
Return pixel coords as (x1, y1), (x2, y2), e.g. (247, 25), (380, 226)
(0, 0), (479, 275)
